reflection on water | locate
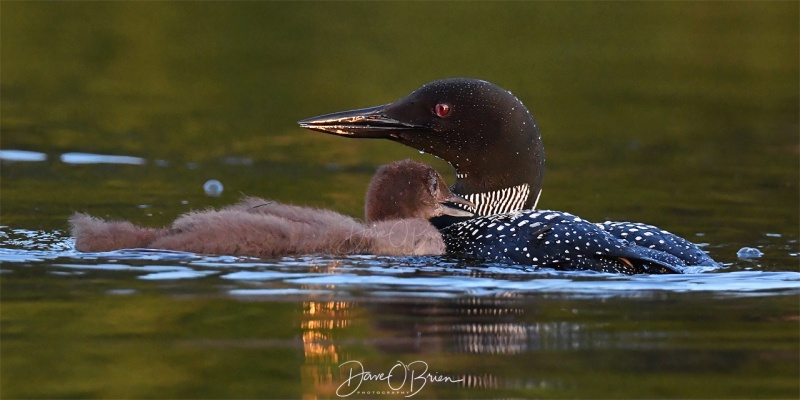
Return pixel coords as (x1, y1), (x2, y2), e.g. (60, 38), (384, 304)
(59, 152), (146, 165)
(290, 285), (800, 397)
(0, 150), (48, 162)
(0, 149), (149, 165)
(2, 227), (799, 295)
(301, 301), (351, 397)
(1, 227), (799, 398)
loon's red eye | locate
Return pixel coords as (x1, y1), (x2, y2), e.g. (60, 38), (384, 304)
(434, 103), (451, 118)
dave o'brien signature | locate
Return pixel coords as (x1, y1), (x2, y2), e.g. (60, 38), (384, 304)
(336, 360), (464, 397)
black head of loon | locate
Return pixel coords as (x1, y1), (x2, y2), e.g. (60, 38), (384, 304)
(299, 78), (545, 215)
(365, 159), (475, 223)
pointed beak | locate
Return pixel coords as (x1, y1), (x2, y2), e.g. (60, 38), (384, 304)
(298, 105), (427, 138)
(436, 194), (475, 218)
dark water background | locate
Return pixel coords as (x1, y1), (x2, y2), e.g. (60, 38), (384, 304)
(1, 2), (798, 399)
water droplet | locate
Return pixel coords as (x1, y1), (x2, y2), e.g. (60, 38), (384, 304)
(736, 247), (763, 259)
(204, 179), (224, 197)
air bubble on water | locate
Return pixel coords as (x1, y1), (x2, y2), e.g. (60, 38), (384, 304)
(736, 247), (763, 259)
(204, 179), (223, 197)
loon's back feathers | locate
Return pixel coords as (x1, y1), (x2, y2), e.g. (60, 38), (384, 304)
(597, 221), (717, 267)
(441, 210), (683, 274)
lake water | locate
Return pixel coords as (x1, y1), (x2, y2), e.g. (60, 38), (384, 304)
(2, 2), (798, 399)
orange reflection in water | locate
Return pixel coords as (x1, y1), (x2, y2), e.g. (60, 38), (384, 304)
(301, 300), (353, 399)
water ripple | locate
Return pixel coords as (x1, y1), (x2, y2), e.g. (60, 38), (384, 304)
(1, 228), (799, 299)
(59, 152), (146, 165)
(0, 150), (47, 162)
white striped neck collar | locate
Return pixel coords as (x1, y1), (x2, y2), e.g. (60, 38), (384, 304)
(454, 184), (540, 216)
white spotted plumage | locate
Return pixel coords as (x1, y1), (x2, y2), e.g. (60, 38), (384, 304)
(440, 210), (717, 274)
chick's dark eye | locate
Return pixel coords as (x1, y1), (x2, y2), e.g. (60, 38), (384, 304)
(428, 174), (439, 196)
(434, 103), (451, 118)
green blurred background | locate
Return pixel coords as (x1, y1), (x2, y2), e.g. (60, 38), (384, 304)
(2, 1), (798, 249)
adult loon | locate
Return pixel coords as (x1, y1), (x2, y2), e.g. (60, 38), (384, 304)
(70, 160), (473, 257)
(298, 78), (718, 268)
(299, 78), (544, 215)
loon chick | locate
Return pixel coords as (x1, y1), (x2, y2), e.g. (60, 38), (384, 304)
(70, 160), (473, 257)
(298, 78), (718, 268)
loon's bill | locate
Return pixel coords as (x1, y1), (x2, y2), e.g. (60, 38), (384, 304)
(298, 105), (429, 138)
